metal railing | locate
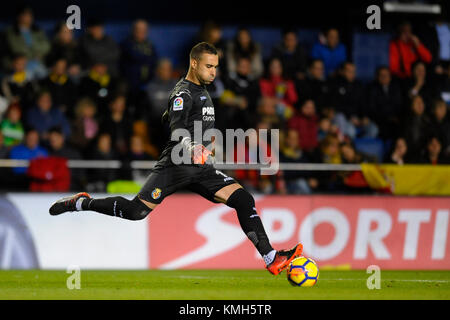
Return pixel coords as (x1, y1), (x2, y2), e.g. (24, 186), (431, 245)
(0, 159), (362, 171)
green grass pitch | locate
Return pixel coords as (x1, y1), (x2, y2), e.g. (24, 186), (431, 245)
(0, 270), (449, 300)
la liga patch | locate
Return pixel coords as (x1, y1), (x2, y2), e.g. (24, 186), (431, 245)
(173, 97), (184, 111)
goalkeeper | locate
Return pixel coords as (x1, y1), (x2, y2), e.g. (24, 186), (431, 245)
(49, 42), (302, 275)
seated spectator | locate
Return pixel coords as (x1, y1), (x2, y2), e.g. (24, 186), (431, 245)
(420, 136), (450, 164)
(317, 116), (340, 142)
(295, 59), (330, 111)
(9, 127), (48, 175)
(79, 18), (120, 76)
(26, 90), (71, 141)
(226, 27), (263, 78)
(48, 126), (81, 159)
(260, 57), (298, 120)
(0, 103), (24, 147)
(4, 5), (50, 79)
(385, 137), (410, 165)
(1, 54), (37, 110)
(401, 95), (431, 158)
(39, 58), (77, 115)
(78, 62), (117, 114)
(101, 94), (133, 158)
(146, 58), (177, 119)
(270, 28), (308, 80)
(120, 19), (158, 89)
(220, 57), (261, 130)
(311, 28), (347, 77)
(256, 96), (282, 130)
(404, 61), (436, 107)
(279, 128), (318, 194)
(318, 134), (342, 164)
(128, 135), (153, 161)
(196, 20), (226, 61)
(329, 62), (378, 138)
(87, 132), (117, 192)
(321, 106), (353, 141)
(48, 126), (84, 190)
(70, 97), (99, 154)
(132, 120), (160, 159)
(428, 99), (450, 157)
(287, 99), (319, 154)
(45, 22), (81, 79)
(389, 21), (432, 79)
(367, 66), (404, 139)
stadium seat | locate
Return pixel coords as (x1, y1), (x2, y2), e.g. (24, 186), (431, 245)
(353, 138), (385, 162)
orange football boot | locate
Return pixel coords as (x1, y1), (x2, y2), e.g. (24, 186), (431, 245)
(266, 243), (303, 275)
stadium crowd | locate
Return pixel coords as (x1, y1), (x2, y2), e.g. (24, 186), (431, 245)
(0, 6), (450, 194)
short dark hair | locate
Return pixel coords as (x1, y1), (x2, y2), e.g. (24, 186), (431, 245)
(190, 42), (218, 61)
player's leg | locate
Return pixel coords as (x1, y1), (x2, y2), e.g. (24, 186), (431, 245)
(49, 192), (155, 220)
(214, 183), (303, 275)
(49, 167), (180, 219)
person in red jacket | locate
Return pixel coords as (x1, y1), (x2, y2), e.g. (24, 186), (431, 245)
(287, 99), (319, 154)
(389, 21), (432, 79)
(259, 57), (298, 120)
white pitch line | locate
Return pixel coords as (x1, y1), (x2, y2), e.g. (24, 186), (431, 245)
(175, 276), (450, 283)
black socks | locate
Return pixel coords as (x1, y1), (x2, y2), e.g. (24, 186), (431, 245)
(226, 188), (274, 256)
(82, 196), (152, 221)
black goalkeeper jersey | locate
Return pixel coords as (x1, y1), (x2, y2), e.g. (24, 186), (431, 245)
(156, 77), (215, 167)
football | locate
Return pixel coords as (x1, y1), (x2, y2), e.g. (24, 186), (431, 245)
(286, 257), (319, 287)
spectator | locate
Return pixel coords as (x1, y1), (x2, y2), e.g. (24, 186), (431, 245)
(45, 22), (81, 79)
(329, 62), (378, 138)
(26, 90), (71, 140)
(4, 5), (50, 79)
(321, 106), (353, 141)
(311, 28), (347, 77)
(404, 61), (436, 107)
(401, 95), (431, 158)
(428, 99), (450, 156)
(389, 21), (432, 79)
(9, 127), (48, 175)
(128, 135), (153, 161)
(226, 27), (264, 78)
(279, 128), (318, 194)
(1, 54), (37, 109)
(318, 134), (341, 164)
(78, 62), (117, 114)
(70, 97), (99, 154)
(48, 126), (81, 159)
(87, 132), (117, 192)
(260, 57), (298, 120)
(146, 58), (177, 119)
(367, 66), (404, 139)
(101, 94), (133, 157)
(295, 59), (330, 111)
(287, 99), (319, 154)
(270, 28), (308, 80)
(39, 58), (77, 115)
(317, 116), (339, 142)
(48, 126), (84, 190)
(196, 21), (226, 60)
(79, 18), (120, 76)
(420, 136), (450, 165)
(0, 103), (24, 147)
(385, 137), (410, 165)
(256, 96), (282, 130)
(120, 19), (158, 89)
(220, 57), (261, 130)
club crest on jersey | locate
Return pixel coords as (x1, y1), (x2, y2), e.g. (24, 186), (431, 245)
(151, 188), (162, 199)
(173, 97), (183, 111)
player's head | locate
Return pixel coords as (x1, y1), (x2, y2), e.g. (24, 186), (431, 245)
(189, 42), (218, 85)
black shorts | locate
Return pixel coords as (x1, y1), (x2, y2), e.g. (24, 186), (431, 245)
(138, 164), (238, 204)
